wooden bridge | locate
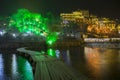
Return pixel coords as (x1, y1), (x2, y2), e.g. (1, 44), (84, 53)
(17, 48), (89, 80)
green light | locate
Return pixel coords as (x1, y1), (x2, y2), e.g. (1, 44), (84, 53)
(9, 9), (59, 48)
(48, 41), (53, 45)
(17, 56), (33, 80)
(46, 32), (58, 45)
(9, 9), (48, 36)
(47, 48), (56, 57)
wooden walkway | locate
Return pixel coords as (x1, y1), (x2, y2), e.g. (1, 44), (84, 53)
(17, 48), (89, 80)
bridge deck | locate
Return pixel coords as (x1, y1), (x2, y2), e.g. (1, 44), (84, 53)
(17, 48), (89, 80)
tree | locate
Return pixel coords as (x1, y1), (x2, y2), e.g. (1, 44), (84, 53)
(9, 9), (48, 36)
(9, 9), (58, 45)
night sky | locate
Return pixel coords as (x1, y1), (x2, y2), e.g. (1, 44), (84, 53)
(0, 0), (120, 19)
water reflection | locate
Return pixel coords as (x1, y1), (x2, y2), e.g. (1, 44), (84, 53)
(55, 50), (60, 59)
(0, 53), (33, 80)
(0, 54), (4, 79)
(84, 47), (102, 79)
(63, 50), (71, 65)
(84, 47), (120, 80)
(54, 46), (120, 80)
(1, 47), (119, 80)
(47, 48), (56, 57)
(16, 56), (33, 80)
(57, 49), (71, 65)
(47, 48), (71, 65)
(12, 54), (17, 79)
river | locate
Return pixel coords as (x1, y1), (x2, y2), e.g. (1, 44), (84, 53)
(0, 53), (33, 80)
(0, 45), (120, 80)
(58, 46), (120, 80)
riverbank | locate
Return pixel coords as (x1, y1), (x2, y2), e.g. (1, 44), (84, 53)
(85, 42), (120, 48)
(0, 39), (84, 51)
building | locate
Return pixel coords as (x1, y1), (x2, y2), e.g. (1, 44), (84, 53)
(60, 10), (89, 39)
(87, 17), (117, 37)
(60, 10), (89, 22)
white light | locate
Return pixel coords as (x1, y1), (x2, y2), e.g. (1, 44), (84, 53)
(27, 31), (31, 34)
(67, 34), (69, 36)
(71, 34), (74, 37)
(0, 31), (3, 35)
(55, 50), (60, 58)
(22, 32), (32, 36)
(12, 54), (17, 75)
(35, 18), (39, 21)
(0, 30), (6, 36)
(22, 33), (29, 36)
(3, 23), (6, 26)
(63, 20), (69, 24)
(26, 31), (33, 36)
(0, 54), (4, 76)
(12, 33), (16, 37)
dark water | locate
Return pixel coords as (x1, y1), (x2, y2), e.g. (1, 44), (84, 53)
(0, 53), (33, 80)
(57, 46), (120, 80)
(0, 46), (120, 80)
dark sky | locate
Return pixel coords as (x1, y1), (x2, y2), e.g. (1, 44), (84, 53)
(0, 0), (120, 19)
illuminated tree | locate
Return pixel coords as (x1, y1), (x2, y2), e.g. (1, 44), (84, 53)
(9, 9), (48, 36)
(9, 9), (58, 46)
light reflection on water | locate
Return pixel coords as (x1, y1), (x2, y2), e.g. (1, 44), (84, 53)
(0, 46), (120, 80)
(0, 54), (4, 78)
(12, 54), (17, 79)
(0, 53), (33, 80)
(84, 47), (101, 79)
(55, 46), (120, 80)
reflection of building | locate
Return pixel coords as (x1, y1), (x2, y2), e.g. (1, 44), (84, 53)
(84, 47), (101, 78)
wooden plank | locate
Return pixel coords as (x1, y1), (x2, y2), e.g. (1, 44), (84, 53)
(17, 48), (89, 80)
